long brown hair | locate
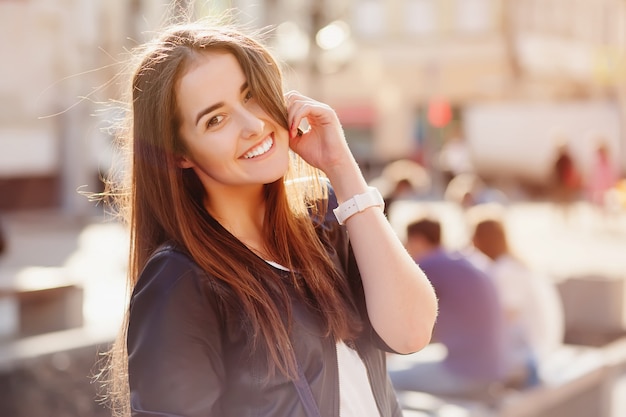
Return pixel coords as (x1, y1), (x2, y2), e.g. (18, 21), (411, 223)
(101, 21), (362, 416)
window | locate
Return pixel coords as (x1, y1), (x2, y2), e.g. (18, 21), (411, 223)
(404, 0), (437, 36)
(353, 0), (386, 39)
(454, 0), (491, 34)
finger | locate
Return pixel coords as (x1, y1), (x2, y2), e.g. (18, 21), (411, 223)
(286, 98), (310, 138)
(284, 93), (331, 137)
(284, 91), (298, 136)
(284, 90), (297, 100)
(288, 106), (304, 138)
(284, 90), (306, 103)
(290, 116), (309, 139)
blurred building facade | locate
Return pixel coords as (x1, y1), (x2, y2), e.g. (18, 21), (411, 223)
(1, 0), (625, 212)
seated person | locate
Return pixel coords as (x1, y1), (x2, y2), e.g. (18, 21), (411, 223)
(470, 210), (565, 375)
(388, 217), (531, 399)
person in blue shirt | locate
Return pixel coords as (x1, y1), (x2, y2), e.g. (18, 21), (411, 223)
(388, 217), (529, 399)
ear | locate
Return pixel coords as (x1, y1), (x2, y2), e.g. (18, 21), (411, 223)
(177, 154), (195, 169)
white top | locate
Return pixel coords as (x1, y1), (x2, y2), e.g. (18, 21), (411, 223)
(487, 254), (565, 362)
(265, 260), (381, 416)
(336, 340), (381, 417)
(265, 260), (290, 271)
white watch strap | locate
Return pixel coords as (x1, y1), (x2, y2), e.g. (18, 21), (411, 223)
(333, 187), (385, 225)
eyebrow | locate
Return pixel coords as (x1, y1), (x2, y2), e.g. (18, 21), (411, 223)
(194, 82), (249, 126)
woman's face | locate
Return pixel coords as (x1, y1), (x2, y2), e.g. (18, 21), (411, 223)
(176, 51), (290, 195)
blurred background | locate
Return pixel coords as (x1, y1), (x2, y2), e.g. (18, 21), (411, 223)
(1, 0), (626, 416)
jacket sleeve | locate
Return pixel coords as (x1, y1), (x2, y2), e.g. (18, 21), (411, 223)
(127, 248), (225, 417)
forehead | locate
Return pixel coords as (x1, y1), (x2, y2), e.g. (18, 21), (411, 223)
(176, 51), (245, 116)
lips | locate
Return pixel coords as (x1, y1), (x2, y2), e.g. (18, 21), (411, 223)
(243, 135), (274, 159)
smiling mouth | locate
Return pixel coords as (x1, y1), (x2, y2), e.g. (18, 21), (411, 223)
(243, 136), (274, 159)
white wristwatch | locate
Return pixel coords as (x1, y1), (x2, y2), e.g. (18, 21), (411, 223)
(333, 187), (385, 225)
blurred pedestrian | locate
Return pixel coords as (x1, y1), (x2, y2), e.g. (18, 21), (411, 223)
(586, 139), (618, 212)
(550, 140), (581, 222)
(444, 172), (507, 210)
(437, 127), (473, 189)
(0, 214), (6, 258)
(388, 217), (529, 400)
(469, 207), (565, 381)
(369, 159), (432, 218)
(99, 18), (437, 417)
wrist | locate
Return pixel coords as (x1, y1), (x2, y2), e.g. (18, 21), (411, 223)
(333, 186), (385, 225)
(325, 161), (369, 202)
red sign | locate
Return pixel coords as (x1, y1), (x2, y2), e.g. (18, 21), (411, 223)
(427, 98), (452, 127)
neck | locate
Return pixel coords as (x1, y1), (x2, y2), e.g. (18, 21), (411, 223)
(205, 184), (268, 257)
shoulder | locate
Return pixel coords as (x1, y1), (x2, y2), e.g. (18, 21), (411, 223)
(131, 244), (220, 313)
(310, 185), (348, 249)
(421, 250), (489, 280)
(135, 245), (200, 290)
(311, 185), (354, 266)
(492, 255), (530, 278)
(417, 249), (452, 269)
(310, 182), (340, 228)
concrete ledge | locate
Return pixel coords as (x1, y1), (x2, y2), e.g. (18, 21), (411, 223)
(395, 339), (626, 417)
(498, 367), (609, 417)
(0, 325), (116, 417)
(0, 266), (84, 338)
(0, 325), (117, 373)
(557, 275), (626, 346)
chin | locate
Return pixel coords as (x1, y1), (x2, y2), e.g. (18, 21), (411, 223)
(252, 165), (287, 186)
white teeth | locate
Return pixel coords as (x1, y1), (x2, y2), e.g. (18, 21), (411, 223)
(244, 137), (273, 159)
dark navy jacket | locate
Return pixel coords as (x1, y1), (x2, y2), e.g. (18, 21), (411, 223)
(126, 197), (403, 417)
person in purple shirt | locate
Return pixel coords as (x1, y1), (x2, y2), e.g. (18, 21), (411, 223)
(388, 217), (526, 399)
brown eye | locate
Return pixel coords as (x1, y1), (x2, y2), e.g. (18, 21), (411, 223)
(207, 115), (224, 128)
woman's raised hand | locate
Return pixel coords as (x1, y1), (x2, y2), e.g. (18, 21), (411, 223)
(285, 91), (355, 177)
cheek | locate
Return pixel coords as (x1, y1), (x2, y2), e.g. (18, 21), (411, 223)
(190, 131), (234, 158)
(276, 128), (289, 145)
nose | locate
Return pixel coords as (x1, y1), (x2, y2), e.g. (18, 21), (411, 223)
(237, 106), (265, 139)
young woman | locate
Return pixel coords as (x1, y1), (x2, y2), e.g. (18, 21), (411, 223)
(103, 20), (437, 417)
